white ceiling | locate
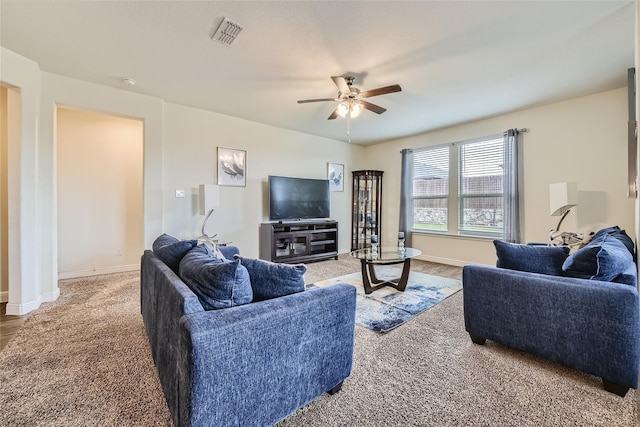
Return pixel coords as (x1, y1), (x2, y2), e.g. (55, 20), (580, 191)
(0, 1), (635, 145)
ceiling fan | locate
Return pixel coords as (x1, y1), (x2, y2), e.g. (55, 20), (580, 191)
(297, 76), (402, 120)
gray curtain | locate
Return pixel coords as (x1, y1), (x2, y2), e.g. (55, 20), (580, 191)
(503, 129), (520, 243)
(399, 149), (413, 247)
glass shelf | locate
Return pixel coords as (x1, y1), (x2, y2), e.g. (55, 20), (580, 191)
(351, 170), (383, 251)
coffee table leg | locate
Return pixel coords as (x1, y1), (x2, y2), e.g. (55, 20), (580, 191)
(396, 258), (412, 291)
(361, 259), (375, 294)
(361, 258), (412, 294)
(368, 263), (382, 284)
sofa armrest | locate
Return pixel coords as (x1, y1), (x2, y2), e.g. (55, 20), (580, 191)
(177, 283), (357, 426)
(463, 265), (640, 388)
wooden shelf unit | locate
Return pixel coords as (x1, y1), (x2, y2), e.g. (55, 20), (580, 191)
(260, 220), (339, 264)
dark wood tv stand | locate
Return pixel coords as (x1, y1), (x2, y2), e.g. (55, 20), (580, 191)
(259, 220), (338, 264)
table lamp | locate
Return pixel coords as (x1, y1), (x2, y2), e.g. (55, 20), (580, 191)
(199, 184), (220, 239)
(549, 182), (578, 232)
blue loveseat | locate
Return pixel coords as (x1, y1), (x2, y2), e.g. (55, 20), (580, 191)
(141, 235), (357, 426)
(463, 227), (640, 397)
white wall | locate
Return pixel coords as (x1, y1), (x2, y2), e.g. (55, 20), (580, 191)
(41, 72), (165, 249)
(161, 102), (364, 257)
(367, 88), (634, 266)
(56, 108), (143, 277)
(41, 74), (363, 260)
(0, 47), (51, 315)
(0, 87), (7, 301)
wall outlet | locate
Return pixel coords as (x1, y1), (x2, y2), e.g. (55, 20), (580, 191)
(116, 248), (122, 256)
(175, 189), (186, 198)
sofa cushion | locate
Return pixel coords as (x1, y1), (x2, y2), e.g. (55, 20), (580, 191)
(593, 226), (635, 256)
(235, 256), (307, 302)
(152, 234), (198, 274)
(562, 235), (636, 285)
(494, 240), (570, 276)
(179, 245), (252, 310)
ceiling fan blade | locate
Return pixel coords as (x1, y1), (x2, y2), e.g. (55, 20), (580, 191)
(361, 101), (387, 114)
(360, 84), (402, 98)
(297, 98), (337, 104)
(328, 109), (340, 120)
(331, 76), (351, 94)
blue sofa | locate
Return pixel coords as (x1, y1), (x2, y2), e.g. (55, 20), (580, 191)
(141, 236), (357, 426)
(463, 227), (640, 396)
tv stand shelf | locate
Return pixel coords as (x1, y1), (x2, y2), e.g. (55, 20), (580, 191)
(260, 220), (338, 264)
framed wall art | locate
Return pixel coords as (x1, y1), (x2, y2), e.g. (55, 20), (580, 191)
(218, 147), (246, 187)
(327, 162), (344, 192)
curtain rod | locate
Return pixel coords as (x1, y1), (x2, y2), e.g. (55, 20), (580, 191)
(400, 128), (529, 152)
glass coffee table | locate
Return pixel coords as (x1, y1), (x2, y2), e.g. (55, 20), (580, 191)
(349, 247), (422, 294)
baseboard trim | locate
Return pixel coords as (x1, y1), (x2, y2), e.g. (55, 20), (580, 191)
(58, 264), (140, 280)
(5, 288), (60, 315)
(417, 254), (468, 267)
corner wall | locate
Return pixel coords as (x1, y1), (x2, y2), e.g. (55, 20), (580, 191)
(366, 88), (634, 266)
(0, 47), (50, 315)
(0, 87), (7, 301)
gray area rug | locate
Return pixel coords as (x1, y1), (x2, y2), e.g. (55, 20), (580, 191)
(313, 267), (462, 333)
(0, 261), (638, 426)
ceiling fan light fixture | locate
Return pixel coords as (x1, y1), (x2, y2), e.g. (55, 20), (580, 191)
(350, 101), (363, 118)
(337, 102), (350, 118)
(297, 75), (402, 122)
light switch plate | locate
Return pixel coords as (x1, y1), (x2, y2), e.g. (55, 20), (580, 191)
(175, 189), (186, 198)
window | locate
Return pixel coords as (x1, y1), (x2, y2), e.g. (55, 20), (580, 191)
(411, 134), (509, 237)
(412, 146), (449, 232)
(458, 137), (504, 235)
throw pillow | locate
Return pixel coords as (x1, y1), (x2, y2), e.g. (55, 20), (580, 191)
(562, 235), (635, 283)
(219, 245), (240, 259)
(179, 245), (252, 310)
(593, 226), (635, 256)
(235, 255), (307, 302)
(494, 240), (570, 276)
(152, 233), (179, 252)
(152, 233), (198, 274)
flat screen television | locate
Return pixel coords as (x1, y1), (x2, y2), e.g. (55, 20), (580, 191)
(268, 175), (330, 221)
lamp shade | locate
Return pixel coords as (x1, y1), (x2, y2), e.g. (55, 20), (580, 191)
(549, 182), (578, 216)
(199, 184), (220, 214)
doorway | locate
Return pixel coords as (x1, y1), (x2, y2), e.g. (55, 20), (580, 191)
(56, 108), (144, 278)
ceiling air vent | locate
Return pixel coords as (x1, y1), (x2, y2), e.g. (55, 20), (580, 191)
(211, 17), (243, 46)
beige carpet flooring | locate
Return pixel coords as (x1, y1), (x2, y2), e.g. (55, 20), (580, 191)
(0, 255), (638, 426)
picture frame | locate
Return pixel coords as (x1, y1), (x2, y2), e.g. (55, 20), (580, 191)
(217, 147), (246, 187)
(327, 162), (344, 192)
